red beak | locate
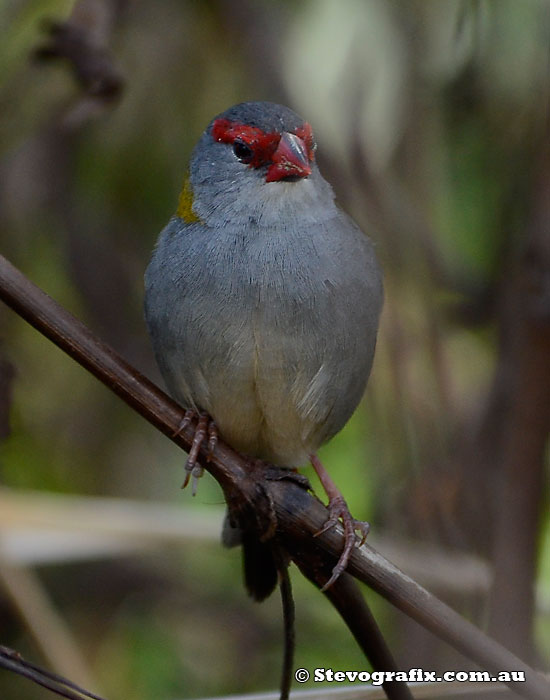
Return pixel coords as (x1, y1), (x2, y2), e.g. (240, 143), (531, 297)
(266, 132), (312, 182)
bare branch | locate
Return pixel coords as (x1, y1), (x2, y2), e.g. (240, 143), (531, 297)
(33, 0), (124, 103)
(0, 646), (106, 700)
(316, 573), (414, 700)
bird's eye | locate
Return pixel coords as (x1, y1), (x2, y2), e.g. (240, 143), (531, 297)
(233, 139), (254, 163)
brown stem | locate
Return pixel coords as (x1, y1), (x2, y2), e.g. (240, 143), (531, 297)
(0, 645), (105, 700)
(306, 570), (414, 700)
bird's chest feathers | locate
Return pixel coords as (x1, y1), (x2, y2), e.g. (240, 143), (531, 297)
(198, 228), (321, 322)
(187, 228), (324, 376)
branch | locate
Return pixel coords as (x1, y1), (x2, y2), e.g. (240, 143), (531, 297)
(314, 573), (414, 700)
(33, 0), (124, 103)
(0, 646), (106, 700)
(1, 253), (549, 700)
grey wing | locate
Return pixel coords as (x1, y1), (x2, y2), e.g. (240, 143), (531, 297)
(253, 213), (383, 454)
(309, 215), (383, 445)
(144, 218), (265, 449)
(144, 219), (197, 408)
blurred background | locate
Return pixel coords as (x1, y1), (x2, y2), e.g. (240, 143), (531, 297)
(0, 0), (549, 698)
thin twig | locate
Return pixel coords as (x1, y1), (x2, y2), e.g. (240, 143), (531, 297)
(1, 253), (549, 700)
(0, 646), (106, 700)
(303, 568), (414, 700)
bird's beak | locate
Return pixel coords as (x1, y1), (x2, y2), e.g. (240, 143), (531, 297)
(266, 132), (312, 182)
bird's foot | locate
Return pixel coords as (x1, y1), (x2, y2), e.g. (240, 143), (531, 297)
(310, 453), (370, 591)
(173, 409), (218, 495)
(314, 495), (370, 591)
(264, 465), (311, 491)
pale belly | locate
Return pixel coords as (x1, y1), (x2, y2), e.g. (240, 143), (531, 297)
(167, 328), (333, 466)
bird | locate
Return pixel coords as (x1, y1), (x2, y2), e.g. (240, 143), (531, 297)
(144, 101), (383, 600)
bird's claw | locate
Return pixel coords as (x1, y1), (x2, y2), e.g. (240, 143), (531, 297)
(314, 494), (370, 591)
(172, 408), (195, 438)
(177, 411), (218, 495)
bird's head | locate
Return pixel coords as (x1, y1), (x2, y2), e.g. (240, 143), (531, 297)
(179, 102), (336, 227)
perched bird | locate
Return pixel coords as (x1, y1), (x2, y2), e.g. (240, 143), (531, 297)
(145, 101), (383, 599)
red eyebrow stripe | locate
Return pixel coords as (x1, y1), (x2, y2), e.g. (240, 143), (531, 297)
(212, 118), (275, 145)
(212, 118), (280, 168)
(294, 122), (315, 161)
